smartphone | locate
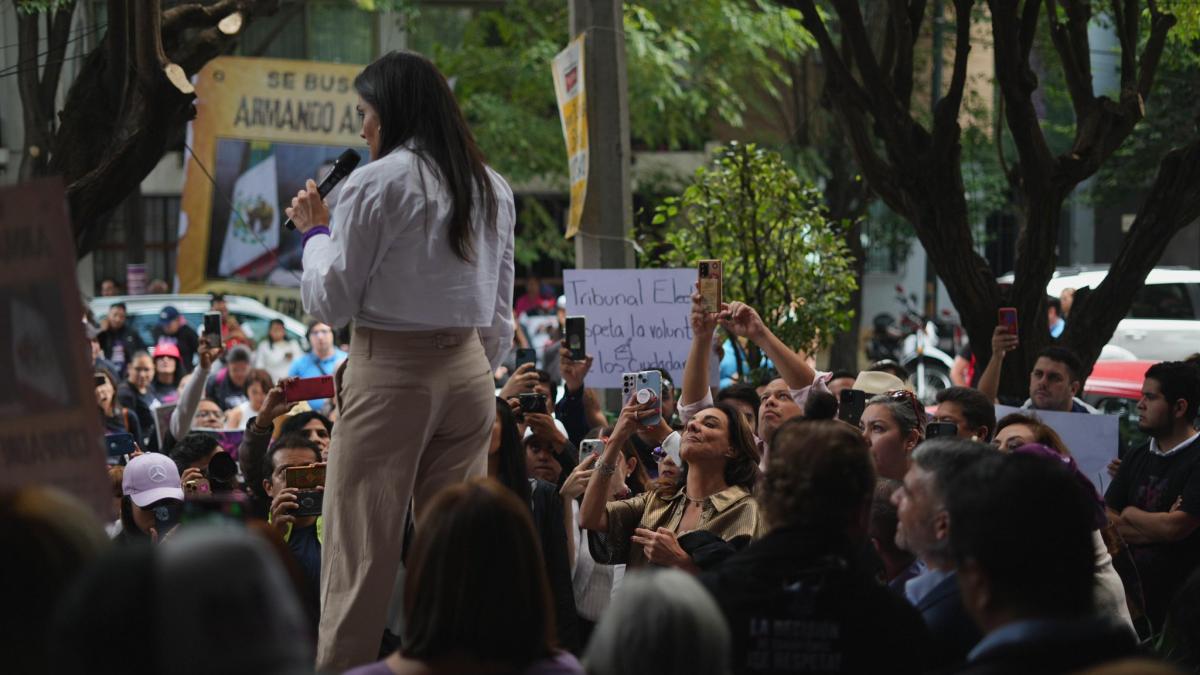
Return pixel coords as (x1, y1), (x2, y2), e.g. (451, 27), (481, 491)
(998, 307), (1018, 335)
(926, 421), (958, 439)
(838, 389), (868, 427)
(105, 432), (135, 465)
(698, 259), (723, 314)
(518, 392), (548, 414)
(184, 478), (212, 497)
(565, 316), (587, 361)
(284, 376), (335, 403)
(622, 373), (638, 404)
(580, 439), (605, 457)
(636, 370), (663, 427)
(285, 464), (326, 517)
(515, 348), (537, 370)
(203, 312), (223, 349)
(95, 374), (107, 387)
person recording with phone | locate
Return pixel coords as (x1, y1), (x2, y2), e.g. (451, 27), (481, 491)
(263, 434), (326, 622)
(286, 321), (347, 413)
(577, 393), (762, 573)
(284, 50), (516, 670)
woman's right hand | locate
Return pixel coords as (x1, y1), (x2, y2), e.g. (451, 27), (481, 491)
(611, 393), (660, 443)
(689, 284), (725, 337)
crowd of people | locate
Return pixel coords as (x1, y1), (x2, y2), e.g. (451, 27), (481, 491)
(12, 48), (1200, 675)
(9, 274), (1200, 675)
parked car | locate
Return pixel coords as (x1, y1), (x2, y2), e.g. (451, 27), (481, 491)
(997, 266), (1200, 362)
(88, 294), (309, 354)
(1081, 359), (1154, 456)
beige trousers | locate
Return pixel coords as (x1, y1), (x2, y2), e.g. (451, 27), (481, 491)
(315, 326), (495, 671)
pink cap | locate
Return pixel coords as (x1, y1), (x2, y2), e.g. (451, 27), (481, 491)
(122, 453), (184, 507)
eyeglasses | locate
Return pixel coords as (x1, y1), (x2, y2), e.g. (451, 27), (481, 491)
(885, 389), (924, 427)
(651, 446), (666, 462)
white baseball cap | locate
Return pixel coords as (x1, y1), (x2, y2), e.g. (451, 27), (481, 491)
(122, 453), (184, 507)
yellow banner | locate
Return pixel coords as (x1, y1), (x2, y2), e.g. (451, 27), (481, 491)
(177, 56), (365, 318)
(552, 34), (588, 239)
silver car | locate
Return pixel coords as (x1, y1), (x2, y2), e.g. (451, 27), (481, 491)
(997, 266), (1200, 361)
(88, 294), (310, 353)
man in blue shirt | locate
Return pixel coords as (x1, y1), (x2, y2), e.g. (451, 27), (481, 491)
(287, 321), (347, 413)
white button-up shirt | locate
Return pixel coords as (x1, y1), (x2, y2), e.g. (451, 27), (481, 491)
(301, 147), (515, 369)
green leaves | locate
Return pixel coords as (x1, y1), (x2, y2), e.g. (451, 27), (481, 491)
(653, 142), (858, 360)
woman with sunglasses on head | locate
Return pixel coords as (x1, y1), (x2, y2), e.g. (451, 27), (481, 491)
(578, 394), (762, 574)
(860, 390), (926, 481)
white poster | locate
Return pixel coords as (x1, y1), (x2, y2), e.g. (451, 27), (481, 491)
(563, 269), (719, 389)
(996, 404), (1121, 493)
(218, 154), (280, 276)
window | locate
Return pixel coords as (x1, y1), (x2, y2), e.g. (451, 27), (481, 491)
(1128, 283), (1199, 320)
(238, 1), (375, 64)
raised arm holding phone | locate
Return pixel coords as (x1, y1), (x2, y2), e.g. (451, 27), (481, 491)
(284, 50), (516, 671)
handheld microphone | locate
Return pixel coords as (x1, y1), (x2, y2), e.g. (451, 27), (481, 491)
(284, 149), (362, 230)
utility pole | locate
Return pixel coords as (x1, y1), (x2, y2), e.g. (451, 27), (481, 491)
(924, 0), (943, 323)
(569, 0), (634, 270)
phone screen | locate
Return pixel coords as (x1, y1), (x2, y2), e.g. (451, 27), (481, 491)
(203, 312), (223, 349)
(565, 316), (586, 361)
(838, 389), (867, 426)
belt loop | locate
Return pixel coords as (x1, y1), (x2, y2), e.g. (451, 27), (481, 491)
(366, 327), (373, 359)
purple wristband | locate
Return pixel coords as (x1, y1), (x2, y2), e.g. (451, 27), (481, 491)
(302, 226), (330, 247)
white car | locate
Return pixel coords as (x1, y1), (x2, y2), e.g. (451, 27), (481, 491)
(997, 266), (1200, 361)
(89, 294), (310, 352)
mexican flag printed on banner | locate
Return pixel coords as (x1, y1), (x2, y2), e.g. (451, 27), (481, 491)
(218, 153), (279, 277)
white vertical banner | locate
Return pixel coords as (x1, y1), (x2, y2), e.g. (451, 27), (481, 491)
(552, 34), (588, 239)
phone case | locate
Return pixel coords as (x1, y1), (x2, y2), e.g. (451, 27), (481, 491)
(516, 348), (537, 368)
(698, 259), (723, 314)
(580, 439), (605, 456)
(637, 371), (663, 426)
(285, 464), (326, 490)
(998, 308), (1018, 335)
(622, 373), (637, 404)
(285, 376), (335, 402)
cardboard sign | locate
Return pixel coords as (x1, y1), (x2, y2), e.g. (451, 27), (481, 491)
(563, 268), (719, 389)
(0, 178), (110, 515)
(996, 404), (1120, 494)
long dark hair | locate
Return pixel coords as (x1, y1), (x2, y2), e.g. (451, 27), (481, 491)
(494, 398), (532, 505)
(662, 401), (760, 495)
(354, 50), (498, 263)
(404, 479), (556, 664)
(595, 426), (652, 496)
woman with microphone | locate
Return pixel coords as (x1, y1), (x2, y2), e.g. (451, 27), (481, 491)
(285, 50), (515, 671)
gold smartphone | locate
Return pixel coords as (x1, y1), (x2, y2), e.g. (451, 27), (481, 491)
(698, 259), (723, 314)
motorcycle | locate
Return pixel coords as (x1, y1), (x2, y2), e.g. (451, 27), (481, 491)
(866, 286), (961, 405)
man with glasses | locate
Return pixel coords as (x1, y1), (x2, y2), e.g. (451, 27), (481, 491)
(288, 321), (348, 413)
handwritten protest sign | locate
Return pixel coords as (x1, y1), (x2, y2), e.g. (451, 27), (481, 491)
(563, 269), (718, 389)
(0, 178), (109, 515)
(996, 405), (1120, 494)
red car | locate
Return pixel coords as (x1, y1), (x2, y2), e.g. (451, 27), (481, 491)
(1083, 360), (1156, 454)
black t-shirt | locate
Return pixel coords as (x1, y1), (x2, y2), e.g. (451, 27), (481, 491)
(701, 526), (931, 674)
(205, 369), (249, 411)
(1105, 438), (1200, 626)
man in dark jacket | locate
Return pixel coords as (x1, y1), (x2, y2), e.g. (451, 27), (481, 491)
(701, 419), (931, 674)
(893, 438), (992, 669)
(150, 305), (200, 374)
(97, 302), (147, 377)
(948, 453), (1139, 674)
